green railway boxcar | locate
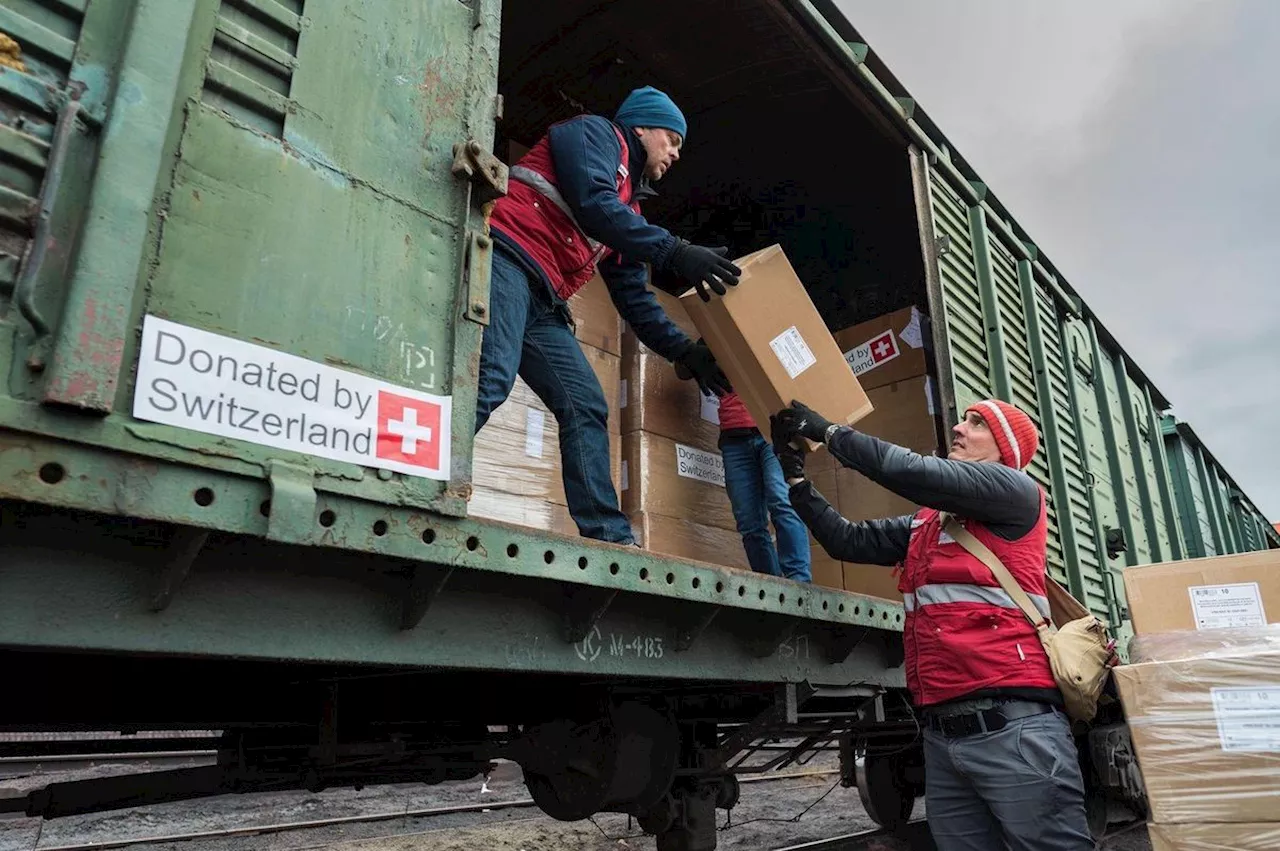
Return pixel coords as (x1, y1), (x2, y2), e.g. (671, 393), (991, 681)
(0, 0), (1275, 845)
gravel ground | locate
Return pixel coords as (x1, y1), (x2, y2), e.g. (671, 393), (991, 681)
(0, 757), (1151, 851)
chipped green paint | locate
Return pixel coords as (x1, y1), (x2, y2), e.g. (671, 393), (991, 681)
(0, 425), (905, 680)
(41, 0), (196, 409)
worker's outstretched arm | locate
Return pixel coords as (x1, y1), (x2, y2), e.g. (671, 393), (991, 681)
(823, 428), (1039, 539)
(788, 478), (913, 565)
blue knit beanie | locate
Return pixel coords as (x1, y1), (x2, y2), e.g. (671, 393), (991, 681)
(614, 86), (687, 141)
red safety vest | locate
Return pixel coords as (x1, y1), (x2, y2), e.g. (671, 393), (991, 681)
(897, 491), (1058, 706)
(716, 392), (756, 430)
(489, 120), (638, 301)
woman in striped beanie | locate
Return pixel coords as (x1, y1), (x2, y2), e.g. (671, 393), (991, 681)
(770, 396), (1093, 851)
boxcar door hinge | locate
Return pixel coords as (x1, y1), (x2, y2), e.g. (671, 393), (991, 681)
(451, 139), (508, 206)
(463, 231), (493, 326)
(265, 460), (318, 545)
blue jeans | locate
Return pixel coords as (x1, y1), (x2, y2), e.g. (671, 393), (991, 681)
(474, 249), (633, 544)
(718, 431), (811, 582)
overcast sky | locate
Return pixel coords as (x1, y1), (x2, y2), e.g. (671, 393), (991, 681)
(836, 0), (1280, 523)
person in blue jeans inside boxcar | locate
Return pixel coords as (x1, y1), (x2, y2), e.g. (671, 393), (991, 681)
(701, 385), (811, 582)
(479, 86), (741, 545)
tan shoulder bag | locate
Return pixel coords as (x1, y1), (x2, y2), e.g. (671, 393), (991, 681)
(940, 513), (1118, 723)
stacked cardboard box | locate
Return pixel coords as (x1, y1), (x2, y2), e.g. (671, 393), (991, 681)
(620, 288), (748, 570)
(470, 275), (625, 535)
(806, 305), (940, 601)
(1113, 551), (1280, 850)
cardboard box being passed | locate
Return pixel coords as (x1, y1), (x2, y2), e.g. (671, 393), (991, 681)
(1122, 550), (1280, 635)
(680, 244), (873, 452)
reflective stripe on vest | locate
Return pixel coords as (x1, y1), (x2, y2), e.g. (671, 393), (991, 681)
(509, 164), (617, 255)
(902, 583), (1051, 619)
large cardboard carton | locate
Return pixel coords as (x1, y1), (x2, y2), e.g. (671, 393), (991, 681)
(621, 431), (737, 533)
(622, 332), (722, 452)
(1113, 648), (1280, 823)
(679, 245), (873, 453)
(810, 553), (843, 591)
(629, 511), (749, 572)
(470, 344), (622, 531)
(833, 306), (929, 391)
(569, 274), (623, 357)
(469, 488), (579, 537)
(835, 376), (940, 602)
(1148, 822), (1280, 851)
(842, 564), (903, 602)
(1122, 550), (1280, 635)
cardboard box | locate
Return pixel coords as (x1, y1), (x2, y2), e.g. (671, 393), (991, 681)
(811, 553), (843, 591)
(842, 564), (903, 602)
(680, 244), (873, 453)
(1122, 550), (1280, 635)
(1148, 822), (1280, 851)
(831, 376), (939, 601)
(621, 431), (736, 533)
(471, 344), (622, 529)
(833, 305), (929, 392)
(1112, 649), (1280, 823)
(622, 332), (721, 452)
(569, 274), (623, 357)
(836, 376), (939, 514)
(629, 511), (750, 571)
(469, 488), (579, 537)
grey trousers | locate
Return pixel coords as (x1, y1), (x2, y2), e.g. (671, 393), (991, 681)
(923, 708), (1095, 851)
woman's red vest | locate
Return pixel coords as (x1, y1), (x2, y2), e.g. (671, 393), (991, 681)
(897, 492), (1058, 706)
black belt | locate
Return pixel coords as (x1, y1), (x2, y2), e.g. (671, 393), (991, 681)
(924, 700), (1057, 738)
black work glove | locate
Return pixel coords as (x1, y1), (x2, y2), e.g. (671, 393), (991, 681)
(667, 239), (742, 302)
(673, 339), (732, 397)
(769, 415), (807, 480)
(773, 399), (835, 446)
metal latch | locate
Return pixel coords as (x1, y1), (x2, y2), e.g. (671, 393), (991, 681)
(451, 139), (508, 206)
(463, 231), (493, 326)
(266, 460), (318, 545)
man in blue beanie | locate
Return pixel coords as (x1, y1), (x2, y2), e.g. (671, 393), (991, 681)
(482, 86), (739, 546)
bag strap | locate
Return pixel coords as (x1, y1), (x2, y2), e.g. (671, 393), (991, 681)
(939, 513), (1052, 633)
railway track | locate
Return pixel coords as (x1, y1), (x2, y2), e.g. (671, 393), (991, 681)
(4, 763), (852, 849)
(0, 751), (216, 779)
(772, 820), (934, 851)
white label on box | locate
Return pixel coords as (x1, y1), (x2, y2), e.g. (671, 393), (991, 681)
(844, 331), (901, 377)
(700, 392), (720, 425)
(524, 407), (545, 458)
(1188, 582), (1267, 629)
(1211, 687), (1280, 752)
(619, 378), (628, 409)
(769, 326), (817, 379)
(899, 307), (924, 349)
(621, 460), (629, 491)
(132, 315), (452, 479)
(675, 442), (725, 488)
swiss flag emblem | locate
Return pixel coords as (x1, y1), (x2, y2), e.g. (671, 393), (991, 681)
(868, 331), (899, 364)
(376, 390), (442, 471)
